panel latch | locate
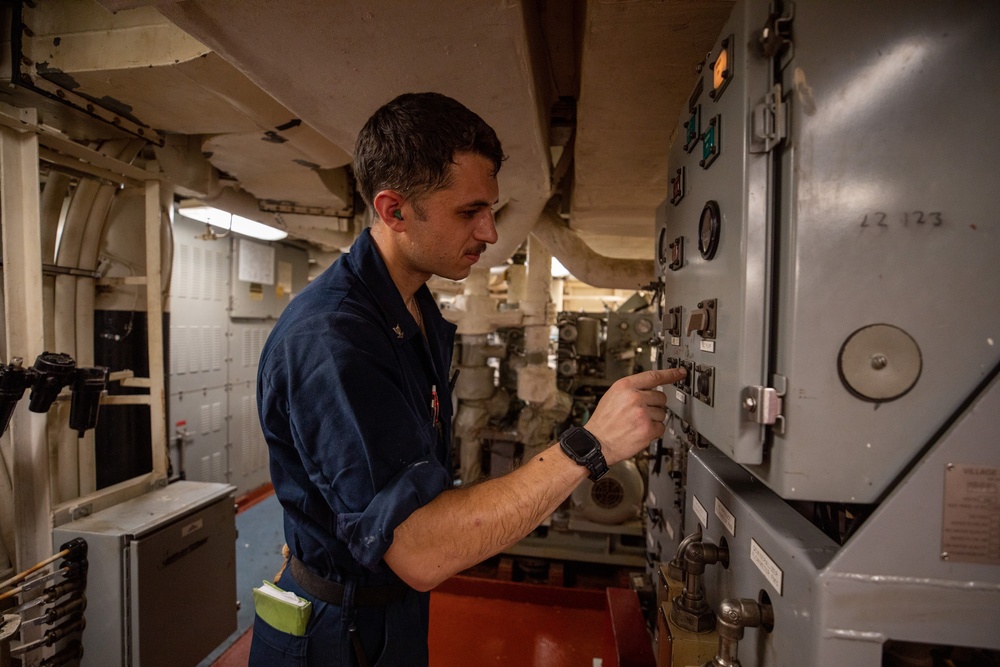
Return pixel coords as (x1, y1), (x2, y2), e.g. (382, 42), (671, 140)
(742, 378), (786, 434)
(751, 84), (787, 154)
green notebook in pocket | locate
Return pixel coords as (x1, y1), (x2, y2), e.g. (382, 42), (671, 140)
(253, 580), (312, 636)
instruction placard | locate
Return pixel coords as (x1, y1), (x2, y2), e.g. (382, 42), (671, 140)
(238, 239), (275, 285)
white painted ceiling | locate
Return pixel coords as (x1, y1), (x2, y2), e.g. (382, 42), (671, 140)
(11, 0), (734, 261)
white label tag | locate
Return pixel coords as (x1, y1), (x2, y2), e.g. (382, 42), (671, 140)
(670, 336), (680, 346)
(715, 498), (736, 536)
(700, 340), (715, 353)
(665, 520), (675, 540)
(692, 495), (708, 528)
(647, 531), (656, 549)
(750, 538), (783, 595)
(675, 390), (687, 403)
(181, 518), (204, 538)
(648, 490), (657, 506)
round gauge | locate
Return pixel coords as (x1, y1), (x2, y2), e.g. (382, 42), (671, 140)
(657, 228), (670, 267)
(635, 317), (653, 335)
(698, 200), (721, 260)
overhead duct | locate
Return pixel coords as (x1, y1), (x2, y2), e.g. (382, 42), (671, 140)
(531, 207), (654, 290)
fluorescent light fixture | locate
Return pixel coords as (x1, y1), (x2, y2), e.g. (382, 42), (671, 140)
(180, 205), (288, 241)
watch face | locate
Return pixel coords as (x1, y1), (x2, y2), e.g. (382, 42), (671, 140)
(564, 428), (597, 457)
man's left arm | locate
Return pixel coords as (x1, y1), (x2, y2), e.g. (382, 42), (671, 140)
(384, 367), (684, 591)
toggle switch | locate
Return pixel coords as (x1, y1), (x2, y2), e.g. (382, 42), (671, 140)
(686, 310), (708, 336)
(686, 299), (717, 340)
(664, 306), (682, 338)
(668, 236), (684, 271)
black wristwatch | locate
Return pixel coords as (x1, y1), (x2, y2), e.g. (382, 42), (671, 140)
(559, 426), (610, 481)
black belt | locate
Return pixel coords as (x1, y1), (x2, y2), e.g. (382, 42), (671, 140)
(289, 556), (410, 608)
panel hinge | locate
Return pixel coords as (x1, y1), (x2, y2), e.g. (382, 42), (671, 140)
(750, 84), (787, 154)
(742, 375), (786, 434)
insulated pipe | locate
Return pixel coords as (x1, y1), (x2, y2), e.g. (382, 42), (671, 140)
(51, 140), (130, 502)
(39, 173), (72, 356)
(39, 173), (71, 264)
(516, 236), (559, 408)
(530, 206), (654, 290)
(507, 263), (527, 306)
(75, 184), (117, 364)
(51, 180), (99, 504)
(53, 179), (99, 355)
(73, 140), (143, 496)
(77, 140), (144, 362)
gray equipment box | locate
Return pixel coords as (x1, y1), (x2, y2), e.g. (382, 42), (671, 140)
(657, 0), (1000, 502)
(52, 481), (237, 667)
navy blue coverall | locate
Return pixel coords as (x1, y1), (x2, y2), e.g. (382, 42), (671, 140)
(250, 227), (456, 666)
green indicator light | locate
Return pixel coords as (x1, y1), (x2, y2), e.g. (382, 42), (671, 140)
(686, 113), (698, 146)
(699, 116), (720, 169)
(702, 126), (716, 160)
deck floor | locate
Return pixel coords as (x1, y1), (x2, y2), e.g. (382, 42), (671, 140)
(207, 490), (625, 667)
(212, 580), (617, 667)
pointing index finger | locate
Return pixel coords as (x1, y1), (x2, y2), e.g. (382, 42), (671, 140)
(626, 367), (686, 390)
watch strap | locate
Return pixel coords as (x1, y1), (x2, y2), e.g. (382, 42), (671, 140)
(559, 426), (610, 482)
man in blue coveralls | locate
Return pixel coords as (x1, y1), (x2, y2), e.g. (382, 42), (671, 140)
(252, 92), (685, 666)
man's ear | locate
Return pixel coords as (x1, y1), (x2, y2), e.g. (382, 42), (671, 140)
(373, 191), (406, 230)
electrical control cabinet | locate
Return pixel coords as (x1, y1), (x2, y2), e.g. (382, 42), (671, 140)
(657, 0), (1000, 502)
(648, 1), (1000, 664)
(656, 0), (775, 469)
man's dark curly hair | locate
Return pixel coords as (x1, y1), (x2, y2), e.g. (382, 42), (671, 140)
(354, 92), (505, 217)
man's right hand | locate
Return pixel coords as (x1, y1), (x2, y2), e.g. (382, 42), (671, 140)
(583, 367), (686, 466)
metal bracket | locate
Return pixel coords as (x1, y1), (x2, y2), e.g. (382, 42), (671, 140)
(759, 3), (795, 59)
(751, 84), (787, 154)
(742, 378), (786, 434)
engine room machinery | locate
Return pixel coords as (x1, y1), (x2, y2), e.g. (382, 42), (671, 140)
(454, 300), (661, 569)
(645, 1), (1000, 665)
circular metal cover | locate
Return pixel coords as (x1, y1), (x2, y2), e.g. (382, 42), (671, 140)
(838, 324), (921, 402)
(558, 324), (578, 343)
(571, 459), (644, 524)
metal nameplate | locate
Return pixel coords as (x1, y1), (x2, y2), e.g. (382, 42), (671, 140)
(941, 463), (1000, 565)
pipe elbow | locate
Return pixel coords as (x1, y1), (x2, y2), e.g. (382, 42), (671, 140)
(717, 597), (772, 641)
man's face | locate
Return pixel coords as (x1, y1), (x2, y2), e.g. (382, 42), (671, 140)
(403, 151), (499, 281)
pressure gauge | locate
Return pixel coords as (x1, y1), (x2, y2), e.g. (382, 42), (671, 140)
(635, 317), (653, 335)
(698, 200), (721, 260)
